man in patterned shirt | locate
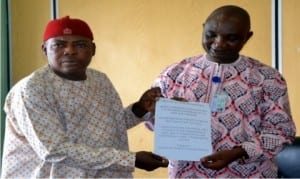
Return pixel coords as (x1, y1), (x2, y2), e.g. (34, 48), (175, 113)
(147, 5), (296, 178)
(1, 16), (167, 178)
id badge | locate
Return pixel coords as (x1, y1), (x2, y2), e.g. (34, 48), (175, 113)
(210, 92), (227, 112)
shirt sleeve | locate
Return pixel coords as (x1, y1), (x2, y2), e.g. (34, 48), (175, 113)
(143, 64), (179, 131)
(5, 80), (136, 172)
(123, 104), (147, 129)
(240, 71), (296, 163)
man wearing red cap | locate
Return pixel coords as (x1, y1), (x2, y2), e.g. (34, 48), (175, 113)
(1, 16), (167, 178)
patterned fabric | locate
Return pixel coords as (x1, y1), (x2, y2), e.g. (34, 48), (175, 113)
(1, 66), (143, 178)
(150, 54), (296, 178)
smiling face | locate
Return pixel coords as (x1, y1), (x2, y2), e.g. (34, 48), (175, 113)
(202, 6), (253, 64)
(42, 35), (96, 81)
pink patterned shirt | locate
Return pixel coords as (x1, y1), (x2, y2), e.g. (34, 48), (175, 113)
(150, 54), (296, 178)
(2, 66), (143, 178)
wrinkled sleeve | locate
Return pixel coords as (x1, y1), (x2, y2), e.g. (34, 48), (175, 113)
(6, 80), (136, 172)
(123, 104), (147, 129)
(240, 72), (296, 163)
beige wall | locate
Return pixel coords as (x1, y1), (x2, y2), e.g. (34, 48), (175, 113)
(282, 0), (300, 137)
(10, 0), (50, 82)
(10, 0), (298, 178)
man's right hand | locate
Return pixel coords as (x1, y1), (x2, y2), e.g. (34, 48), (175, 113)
(135, 151), (169, 171)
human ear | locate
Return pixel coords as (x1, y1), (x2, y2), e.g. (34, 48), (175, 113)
(41, 43), (47, 56)
(246, 31), (253, 41)
(91, 43), (96, 56)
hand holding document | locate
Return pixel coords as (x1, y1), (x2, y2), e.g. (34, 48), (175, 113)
(154, 98), (212, 161)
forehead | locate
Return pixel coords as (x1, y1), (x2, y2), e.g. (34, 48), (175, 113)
(47, 35), (92, 43)
(204, 14), (248, 34)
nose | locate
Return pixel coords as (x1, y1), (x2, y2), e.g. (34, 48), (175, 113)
(63, 44), (77, 55)
(213, 36), (226, 49)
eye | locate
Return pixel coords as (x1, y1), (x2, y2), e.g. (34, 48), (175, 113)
(74, 42), (89, 48)
(205, 32), (216, 39)
(51, 42), (65, 49)
(227, 35), (240, 42)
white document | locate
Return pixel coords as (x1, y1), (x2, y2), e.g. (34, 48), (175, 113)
(154, 98), (212, 161)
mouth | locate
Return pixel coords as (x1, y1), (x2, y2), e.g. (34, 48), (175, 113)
(61, 57), (78, 64)
(62, 60), (76, 64)
(208, 49), (239, 63)
(210, 48), (237, 59)
(61, 60), (81, 69)
(210, 49), (228, 56)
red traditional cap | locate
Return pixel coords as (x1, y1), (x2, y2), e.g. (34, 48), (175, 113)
(43, 16), (93, 42)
